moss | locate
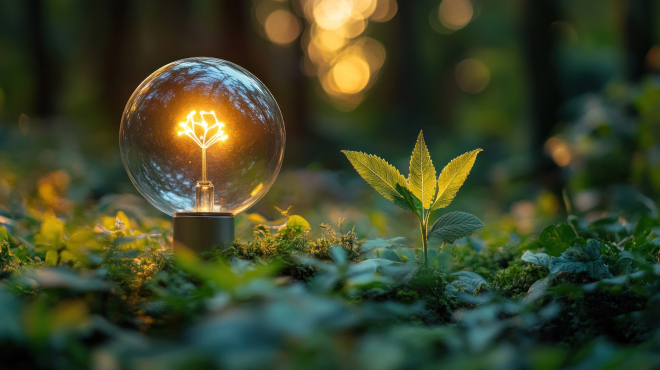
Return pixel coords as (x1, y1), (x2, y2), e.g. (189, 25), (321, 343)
(200, 220), (359, 265)
(395, 289), (419, 304)
(491, 260), (546, 298)
(522, 271), (651, 347)
(450, 240), (526, 282)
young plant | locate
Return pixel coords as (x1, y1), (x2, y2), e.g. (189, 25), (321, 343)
(343, 131), (484, 267)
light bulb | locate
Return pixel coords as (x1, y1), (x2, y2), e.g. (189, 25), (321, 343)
(120, 57), (285, 250)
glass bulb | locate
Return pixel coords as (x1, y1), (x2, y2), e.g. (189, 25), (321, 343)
(120, 57), (285, 216)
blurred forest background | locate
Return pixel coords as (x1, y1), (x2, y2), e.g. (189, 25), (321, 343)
(0, 0), (659, 241)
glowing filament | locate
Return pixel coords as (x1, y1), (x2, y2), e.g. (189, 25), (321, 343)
(177, 110), (228, 149)
(177, 109), (228, 187)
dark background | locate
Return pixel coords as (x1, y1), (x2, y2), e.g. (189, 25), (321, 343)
(0, 0), (659, 239)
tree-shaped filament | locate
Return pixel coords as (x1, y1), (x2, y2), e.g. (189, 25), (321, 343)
(178, 110), (228, 212)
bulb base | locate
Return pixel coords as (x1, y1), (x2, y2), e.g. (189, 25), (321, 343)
(173, 212), (234, 253)
(195, 181), (214, 212)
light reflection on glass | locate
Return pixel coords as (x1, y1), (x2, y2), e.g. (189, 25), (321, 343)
(120, 58), (285, 216)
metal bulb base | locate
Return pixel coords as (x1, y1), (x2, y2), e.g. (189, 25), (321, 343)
(173, 212), (234, 253)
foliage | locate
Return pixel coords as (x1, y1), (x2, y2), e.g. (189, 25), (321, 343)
(539, 222), (578, 256)
(2, 122), (660, 369)
(0, 169), (659, 370)
(343, 131), (483, 268)
(427, 211), (485, 244)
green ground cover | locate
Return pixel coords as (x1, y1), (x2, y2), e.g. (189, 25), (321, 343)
(1, 173), (660, 369)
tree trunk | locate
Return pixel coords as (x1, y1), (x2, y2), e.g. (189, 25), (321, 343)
(218, 0), (263, 78)
(623, 0), (654, 82)
(393, 0), (423, 138)
(521, 0), (565, 203)
(99, 0), (131, 125)
(26, 0), (56, 120)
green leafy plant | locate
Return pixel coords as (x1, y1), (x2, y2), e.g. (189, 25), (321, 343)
(343, 131), (484, 267)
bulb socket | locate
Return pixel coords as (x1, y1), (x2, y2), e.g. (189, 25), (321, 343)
(173, 212), (234, 253)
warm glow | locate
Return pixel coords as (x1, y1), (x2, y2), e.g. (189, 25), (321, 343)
(250, 183), (264, 197)
(314, 27), (347, 53)
(370, 0), (397, 22)
(352, 0), (377, 19)
(455, 58), (490, 93)
(265, 9), (302, 46)
(294, 0), (397, 109)
(646, 45), (660, 70)
(345, 18), (367, 38)
(354, 37), (385, 70)
(177, 110), (228, 148)
(545, 137), (572, 167)
(438, 0), (473, 30)
(511, 201), (536, 234)
(332, 54), (370, 94)
(314, 0), (353, 30)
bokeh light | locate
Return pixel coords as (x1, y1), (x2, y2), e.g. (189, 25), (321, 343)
(438, 0), (473, 31)
(646, 45), (660, 71)
(313, 0), (353, 30)
(511, 200), (535, 234)
(331, 54), (370, 93)
(305, 0), (396, 109)
(256, 0), (397, 110)
(264, 9), (302, 46)
(370, 0), (397, 22)
(455, 58), (490, 93)
(545, 137), (572, 167)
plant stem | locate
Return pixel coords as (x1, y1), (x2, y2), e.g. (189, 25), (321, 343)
(420, 209), (429, 268)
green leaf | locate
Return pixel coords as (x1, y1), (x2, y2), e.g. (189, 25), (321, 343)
(342, 150), (409, 204)
(393, 183), (422, 216)
(431, 149), (482, 210)
(115, 211), (131, 231)
(359, 237), (407, 253)
(524, 276), (552, 303)
(66, 229), (97, 254)
(280, 215), (311, 236)
(380, 261), (419, 284)
(0, 226), (8, 242)
(611, 252), (633, 276)
(408, 131), (436, 209)
(34, 214), (65, 249)
(549, 240), (610, 279)
(246, 213), (286, 227)
(633, 215), (658, 241)
(45, 250), (59, 266)
(22, 268), (108, 291)
(521, 250), (551, 269)
(427, 211), (484, 243)
(539, 223), (577, 257)
(380, 249), (401, 262)
(329, 245), (347, 265)
(449, 271), (490, 293)
(59, 250), (79, 263)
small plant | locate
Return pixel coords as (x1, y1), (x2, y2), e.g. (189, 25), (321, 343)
(343, 131), (484, 267)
